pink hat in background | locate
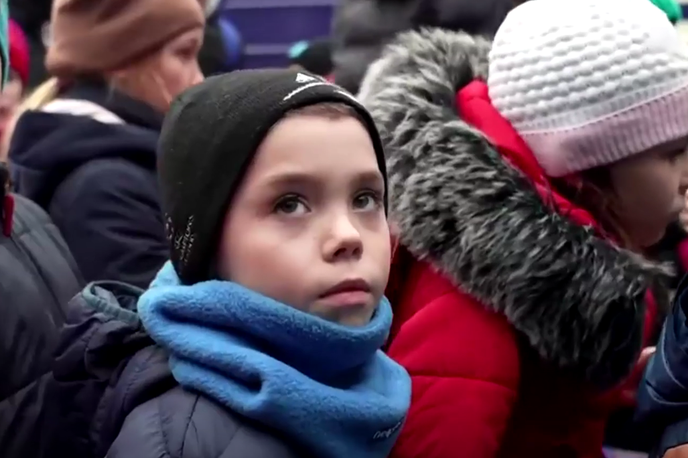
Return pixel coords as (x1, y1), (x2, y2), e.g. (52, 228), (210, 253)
(8, 20), (29, 87)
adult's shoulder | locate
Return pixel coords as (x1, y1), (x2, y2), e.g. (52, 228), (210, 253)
(109, 386), (303, 458)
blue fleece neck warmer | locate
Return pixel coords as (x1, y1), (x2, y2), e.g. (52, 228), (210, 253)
(138, 262), (411, 458)
(0, 0), (8, 86)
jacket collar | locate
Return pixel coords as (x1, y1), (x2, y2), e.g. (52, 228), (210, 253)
(62, 78), (164, 131)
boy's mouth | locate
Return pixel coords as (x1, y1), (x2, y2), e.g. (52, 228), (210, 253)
(318, 279), (373, 308)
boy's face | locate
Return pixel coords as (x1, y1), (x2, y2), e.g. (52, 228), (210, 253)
(218, 113), (390, 326)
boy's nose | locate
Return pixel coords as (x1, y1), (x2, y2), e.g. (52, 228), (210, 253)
(323, 214), (363, 262)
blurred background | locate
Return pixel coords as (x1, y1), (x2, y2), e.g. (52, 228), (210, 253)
(679, 0), (688, 37)
(12, 0), (688, 88)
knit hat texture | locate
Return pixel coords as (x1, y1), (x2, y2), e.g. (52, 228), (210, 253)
(158, 69), (387, 285)
(46, 0), (205, 78)
(488, 0), (688, 177)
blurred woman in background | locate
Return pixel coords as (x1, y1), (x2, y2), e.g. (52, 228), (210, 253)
(7, 0), (205, 288)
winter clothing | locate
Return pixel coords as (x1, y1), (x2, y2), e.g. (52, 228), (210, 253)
(197, 0), (243, 76)
(9, 79), (168, 288)
(159, 69), (387, 284)
(331, 0), (515, 94)
(359, 28), (662, 458)
(0, 189), (83, 458)
(650, 0), (683, 23)
(488, 0), (688, 177)
(40, 267), (409, 458)
(0, 12), (83, 457)
(289, 38), (333, 76)
(136, 262), (410, 458)
(637, 279), (688, 457)
(46, 0), (204, 77)
(8, 20), (29, 86)
(39, 281), (304, 458)
(199, 16), (243, 76)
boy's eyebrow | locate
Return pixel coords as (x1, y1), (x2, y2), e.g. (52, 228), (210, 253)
(261, 169), (384, 188)
(260, 171), (320, 188)
(351, 170), (386, 187)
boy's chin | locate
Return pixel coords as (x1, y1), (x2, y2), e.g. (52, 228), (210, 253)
(311, 306), (376, 327)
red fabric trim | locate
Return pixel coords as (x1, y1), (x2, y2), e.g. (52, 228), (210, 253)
(8, 20), (29, 87)
(2, 193), (14, 237)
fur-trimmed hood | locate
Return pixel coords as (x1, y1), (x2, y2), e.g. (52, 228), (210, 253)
(358, 28), (666, 388)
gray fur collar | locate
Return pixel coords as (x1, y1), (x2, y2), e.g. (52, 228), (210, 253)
(359, 28), (665, 388)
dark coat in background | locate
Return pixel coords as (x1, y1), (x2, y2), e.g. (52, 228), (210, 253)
(9, 79), (168, 288)
(0, 191), (83, 458)
(637, 277), (688, 457)
(39, 281), (304, 458)
(330, 0), (515, 94)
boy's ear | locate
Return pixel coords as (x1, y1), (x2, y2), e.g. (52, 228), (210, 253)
(389, 222), (400, 260)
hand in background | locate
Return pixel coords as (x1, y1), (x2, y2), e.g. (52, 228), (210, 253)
(665, 445), (688, 458)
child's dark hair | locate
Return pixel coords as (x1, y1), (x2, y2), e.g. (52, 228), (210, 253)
(287, 102), (362, 120)
(550, 168), (632, 249)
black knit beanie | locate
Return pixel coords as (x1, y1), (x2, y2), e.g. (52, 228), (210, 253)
(158, 68), (387, 285)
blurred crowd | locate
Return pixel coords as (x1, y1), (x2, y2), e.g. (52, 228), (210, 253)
(5, 1), (688, 458)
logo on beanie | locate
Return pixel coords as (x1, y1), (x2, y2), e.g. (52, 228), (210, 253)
(295, 72), (318, 84)
(166, 214), (196, 268)
(284, 73), (360, 106)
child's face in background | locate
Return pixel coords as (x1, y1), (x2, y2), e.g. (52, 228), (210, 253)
(218, 111), (390, 327)
(609, 136), (688, 247)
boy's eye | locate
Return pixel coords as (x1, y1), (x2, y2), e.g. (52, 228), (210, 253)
(353, 190), (383, 211)
(274, 195), (309, 215)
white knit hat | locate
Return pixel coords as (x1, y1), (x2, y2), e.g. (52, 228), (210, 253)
(488, 0), (688, 177)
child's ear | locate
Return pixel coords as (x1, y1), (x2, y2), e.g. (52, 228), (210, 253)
(389, 222), (399, 261)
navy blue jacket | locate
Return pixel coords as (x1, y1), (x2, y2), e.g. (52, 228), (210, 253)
(9, 80), (168, 288)
(40, 281), (304, 458)
(637, 277), (688, 457)
(0, 193), (83, 458)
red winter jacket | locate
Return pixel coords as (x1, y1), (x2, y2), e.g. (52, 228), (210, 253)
(362, 29), (661, 458)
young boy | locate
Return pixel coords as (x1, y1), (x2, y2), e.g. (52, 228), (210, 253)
(42, 69), (411, 458)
